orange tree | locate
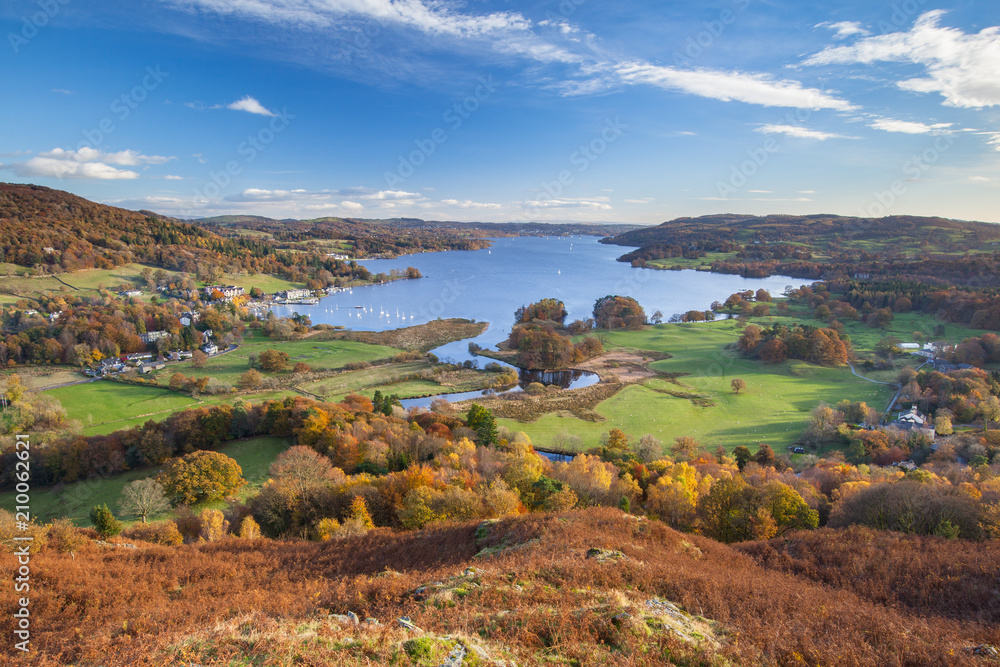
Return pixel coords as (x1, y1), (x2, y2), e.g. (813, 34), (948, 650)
(158, 450), (246, 505)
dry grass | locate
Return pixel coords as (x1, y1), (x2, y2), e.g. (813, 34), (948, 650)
(2, 509), (998, 666)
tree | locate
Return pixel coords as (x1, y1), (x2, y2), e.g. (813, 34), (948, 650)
(671, 436), (700, 461)
(730, 378), (746, 394)
(604, 428), (629, 452)
(191, 349), (208, 368)
(238, 368), (263, 389)
(90, 503), (123, 539)
(593, 295), (646, 329)
(158, 451), (246, 505)
(733, 446), (752, 471)
(269, 445), (339, 497)
(258, 348), (290, 372)
(753, 443), (776, 467)
(697, 476), (748, 544)
(168, 372), (186, 391)
(118, 478), (171, 523)
(467, 404), (498, 446)
(980, 395), (1000, 431)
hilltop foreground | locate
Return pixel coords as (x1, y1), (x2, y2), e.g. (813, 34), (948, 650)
(2, 509), (998, 666)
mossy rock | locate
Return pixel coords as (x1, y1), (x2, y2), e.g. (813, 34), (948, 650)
(400, 636), (485, 666)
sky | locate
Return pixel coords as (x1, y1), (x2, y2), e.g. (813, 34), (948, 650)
(1, 0), (998, 224)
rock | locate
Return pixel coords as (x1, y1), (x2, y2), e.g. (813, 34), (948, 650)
(363, 617), (380, 626)
(440, 642), (466, 667)
(413, 586), (430, 601)
(586, 547), (626, 562)
(328, 614), (353, 625)
(346, 611), (360, 624)
(397, 617), (421, 632)
(965, 645), (1000, 658)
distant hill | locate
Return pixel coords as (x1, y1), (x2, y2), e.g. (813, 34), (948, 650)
(7, 508), (997, 666)
(0, 183), (237, 271)
(602, 213), (1000, 286)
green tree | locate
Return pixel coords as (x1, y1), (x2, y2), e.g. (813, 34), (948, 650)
(90, 503), (123, 539)
(158, 451), (246, 505)
(733, 446), (752, 472)
(467, 404), (498, 446)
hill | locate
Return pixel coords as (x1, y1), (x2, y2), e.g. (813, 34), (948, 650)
(601, 213), (1000, 286)
(3, 509), (997, 666)
(195, 214), (640, 258)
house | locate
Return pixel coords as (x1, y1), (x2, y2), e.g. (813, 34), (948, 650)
(201, 343), (219, 356)
(138, 361), (166, 374)
(121, 290), (143, 298)
(279, 288), (311, 301)
(203, 285), (245, 299)
(887, 406), (936, 439)
(140, 330), (169, 344)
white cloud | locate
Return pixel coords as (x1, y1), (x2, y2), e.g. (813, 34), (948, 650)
(164, 174), (185, 180)
(816, 21), (869, 39)
(523, 198), (612, 211)
(868, 118), (953, 134)
(805, 10), (1000, 108)
(161, 0), (531, 39)
(969, 175), (992, 182)
(51, 88), (73, 95)
(748, 190), (773, 194)
(987, 133), (1000, 151)
(340, 201), (363, 210)
(0, 147), (174, 180)
(224, 95), (277, 116)
(624, 198), (654, 204)
(440, 199), (502, 209)
(37, 147), (174, 165)
(3, 157), (139, 180)
(361, 190), (422, 201)
(755, 124), (855, 140)
(614, 62), (855, 110)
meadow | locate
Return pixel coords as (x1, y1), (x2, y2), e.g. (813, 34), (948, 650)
(499, 320), (895, 452)
(149, 329), (406, 386)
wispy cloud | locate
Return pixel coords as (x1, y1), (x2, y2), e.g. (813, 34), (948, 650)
(868, 118), (953, 134)
(815, 21), (869, 39)
(805, 10), (1000, 109)
(613, 63), (855, 110)
(756, 124), (856, 140)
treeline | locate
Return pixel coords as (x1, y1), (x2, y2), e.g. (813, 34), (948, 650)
(0, 184), (393, 289)
(605, 212), (1000, 288)
(737, 322), (850, 365)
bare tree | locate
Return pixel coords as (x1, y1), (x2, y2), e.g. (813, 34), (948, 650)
(118, 478), (171, 523)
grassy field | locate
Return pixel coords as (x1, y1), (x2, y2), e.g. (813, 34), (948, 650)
(150, 329), (406, 386)
(215, 273), (305, 294)
(47, 382), (199, 431)
(500, 321), (894, 453)
(0, 436), (290, 526)
(646, 251), (736, 271)
(300, 361), (498, 402)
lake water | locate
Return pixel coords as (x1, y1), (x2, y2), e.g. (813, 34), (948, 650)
(270, 236), (796, 367)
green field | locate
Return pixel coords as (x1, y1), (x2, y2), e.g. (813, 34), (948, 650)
(500, 321), (894, 453)
(300, 361), (495, 402)
(0, 436), (291, 526)
(216, 272), (305, 294)
(647, 251), (737, 271)
(151, 330), (406, 385)
(47, 382), (199, 431)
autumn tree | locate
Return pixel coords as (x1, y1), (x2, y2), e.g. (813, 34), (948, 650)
(238, 368), (263, 389)
(258, 348), (290, 372)
(593, 295), (646, 329)
(731, 378), (746, 394)
(268, 445), (340, 497)
(671, 436), (700, 461)
(733, 446), (752, 472)
(191, 350), (208, 368)
(158, 451), (246, 505)
(118, 478), (171, 523)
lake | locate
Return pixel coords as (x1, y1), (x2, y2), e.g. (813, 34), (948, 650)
(270, 235), (796, 367)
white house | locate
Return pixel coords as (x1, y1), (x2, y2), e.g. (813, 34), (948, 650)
(201, 343), (219, 356)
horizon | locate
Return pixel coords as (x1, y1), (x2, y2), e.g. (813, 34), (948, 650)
(1, 1), (998, 223)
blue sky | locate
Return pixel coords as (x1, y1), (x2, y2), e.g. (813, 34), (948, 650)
(1, 0), (998, 223)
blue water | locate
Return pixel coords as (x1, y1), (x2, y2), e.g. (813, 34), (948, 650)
(271, 236), (796, 366)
